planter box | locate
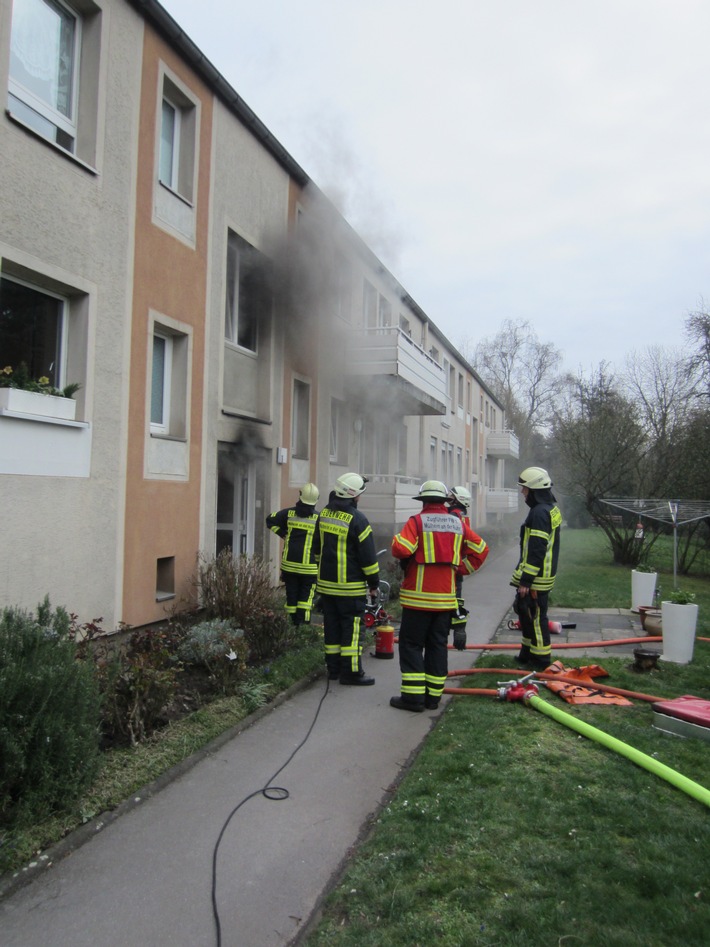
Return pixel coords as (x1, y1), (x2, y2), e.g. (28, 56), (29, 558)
(0, 388), (76, 421)
(660, 601), (699, 664)
(631, 570), (657, 612)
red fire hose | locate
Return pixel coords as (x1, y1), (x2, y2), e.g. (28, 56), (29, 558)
(444, 667), (664, 703)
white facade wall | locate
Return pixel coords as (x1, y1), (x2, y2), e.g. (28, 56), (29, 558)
(0, 0), (143, 625)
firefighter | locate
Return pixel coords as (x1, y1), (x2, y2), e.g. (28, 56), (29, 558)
(511, 466), (562, 671)
(447, 485), (476, 649)
(313, 472), (380, 685)
(390, 480), (489, 712)
(266, 482), (320, 626)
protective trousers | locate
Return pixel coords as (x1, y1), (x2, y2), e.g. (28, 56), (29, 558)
(320, 595), (367, 678)
(282, 571), (316, 625)
(397, 608), (451, 708)
(517, 590), (551, 663)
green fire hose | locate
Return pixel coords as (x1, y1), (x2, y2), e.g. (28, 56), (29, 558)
(528, 693), (710, 810)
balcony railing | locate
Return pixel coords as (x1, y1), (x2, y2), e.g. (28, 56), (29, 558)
(485, 487), (520, 513)
(486, 429), (520, 459)
(347, 326), (447, 416)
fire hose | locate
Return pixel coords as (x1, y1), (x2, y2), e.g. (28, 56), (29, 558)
(444, 667), (664, 703)
(493, 675), (710, 810)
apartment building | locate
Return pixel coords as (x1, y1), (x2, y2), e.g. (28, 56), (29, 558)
(0, 0), (517, 630)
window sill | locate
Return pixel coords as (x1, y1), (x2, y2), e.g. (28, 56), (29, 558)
(155, 592), (176, 603)
(0, 408), (89, 428)
(6, 109), (98, 175)
(158, 179), (194, 209)
(149, 432), (187, 442)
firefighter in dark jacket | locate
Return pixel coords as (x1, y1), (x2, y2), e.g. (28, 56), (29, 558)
(391, 480), (489, 712)
(313, 472), (380, 685)
(511, 466), (562, 670)
(266, 483), (320, 626)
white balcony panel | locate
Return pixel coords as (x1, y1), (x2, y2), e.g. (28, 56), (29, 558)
(486, 488), (520, 513)
(348, 328), (447, 416)
(486, 430), (520, 459)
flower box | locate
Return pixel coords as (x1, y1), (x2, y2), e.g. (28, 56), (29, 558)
(0, 388), (77, 421)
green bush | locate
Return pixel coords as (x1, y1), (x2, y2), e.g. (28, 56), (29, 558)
(0, 601), (101, 828)
(197, 551), (296, 663)
(91, 627), (182, 747)
(177, 618), (248, 694)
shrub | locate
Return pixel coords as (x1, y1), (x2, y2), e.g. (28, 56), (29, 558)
(0, 601), (101, 828)
(177, 618), (248, 694)
(197, 551), (297, 663)
(92, 627), (182, 747)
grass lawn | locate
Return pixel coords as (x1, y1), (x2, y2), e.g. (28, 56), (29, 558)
(305, 529), (710, 946)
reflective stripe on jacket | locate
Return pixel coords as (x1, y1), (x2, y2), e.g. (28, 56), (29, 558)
(266, 504), (319, 575)
(392, 503), (489, 610)
(314, 494), (379, 597)
(511, 502), (561, 591)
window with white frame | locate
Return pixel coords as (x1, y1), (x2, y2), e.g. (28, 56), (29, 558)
(363, 279), (377, 329)
(291, 378), (310, 460)
(225, 230), (269, 352)
(8, 0), (102, 163)
(0, 274), (68, 389)
(150, 321), (188, 438)
(330, 397), (347, 463)
(429, 436), (437, 475)
(158, 74), (196, 203)
(8, 0), (80, 151)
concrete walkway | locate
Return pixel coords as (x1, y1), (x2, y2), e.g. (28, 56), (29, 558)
(0, 549), (653, 947)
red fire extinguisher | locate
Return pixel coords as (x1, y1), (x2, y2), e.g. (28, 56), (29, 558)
(373, 623), (395, 659)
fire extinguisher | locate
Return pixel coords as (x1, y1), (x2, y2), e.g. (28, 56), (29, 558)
(373, 623), (395, 659)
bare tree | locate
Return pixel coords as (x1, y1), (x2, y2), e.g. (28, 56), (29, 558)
(470, 318), (565, 460)
(685, 305), (710, 399)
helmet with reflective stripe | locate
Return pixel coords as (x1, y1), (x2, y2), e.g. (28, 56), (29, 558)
(334, 472), (367, 498)
(449, 485), (471, 509)
(413, 480), (449, 501)
(299, 482), (319, 506)
(518, 466), (552, 490)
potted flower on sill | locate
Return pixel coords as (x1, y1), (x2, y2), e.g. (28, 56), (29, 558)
(661, 589), (698, 664)
(0, 363), (81, 421)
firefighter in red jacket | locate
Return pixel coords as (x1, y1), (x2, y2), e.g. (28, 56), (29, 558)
(390, 480), (489, 712)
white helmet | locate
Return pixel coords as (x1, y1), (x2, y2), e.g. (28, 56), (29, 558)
(299, 482), (319, 506)
(518, 466), (552, 490)
(413, 480), (449, 501)
(449, 486), (471, 509)
(334, 472), (367, 498)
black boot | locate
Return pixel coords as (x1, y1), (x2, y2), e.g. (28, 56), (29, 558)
(390, 696), (424, 712)
(340, 671), (375, 686)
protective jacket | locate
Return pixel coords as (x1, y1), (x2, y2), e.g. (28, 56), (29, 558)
(266, 501), (318, 575)
(511, 489), (561, 591)
(314, 492), (379, 597)
(392, 502), (489, 610)
(448, 504), (476, 577)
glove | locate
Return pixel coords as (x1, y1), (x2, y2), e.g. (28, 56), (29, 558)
(453, 628), (467, 651)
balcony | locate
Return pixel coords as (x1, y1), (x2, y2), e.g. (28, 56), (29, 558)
(347, 327), (447, 416)
(486, 429), (520, 459)
(486, 488), (520, 513)
(359, 474), (422, 531)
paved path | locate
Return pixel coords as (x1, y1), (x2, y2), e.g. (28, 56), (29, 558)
(0, 548), (657, 947)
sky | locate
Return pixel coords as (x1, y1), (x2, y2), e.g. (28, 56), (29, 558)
(159, 0), (710, 373)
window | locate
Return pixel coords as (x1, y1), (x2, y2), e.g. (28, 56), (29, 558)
(399, 314), (411, 336)
(8, 0), (102, 163)
(8, 0), (80, 151)
(291, 379), (310, 460)
(429, 436), (437, 474)
(457, 373), (464, 409)
(0, 275), (67, 388)
(149, 321), (188, 438)
(225, 231), (269, 352)
(363, 279), (377, 328)
(378, 295), (392, 330)
(158, 75), (196, 203)
(156, 557), (175, 602)
(330, 397), (347, 463)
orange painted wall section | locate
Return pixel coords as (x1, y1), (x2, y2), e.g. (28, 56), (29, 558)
(122, 29), (213, 627)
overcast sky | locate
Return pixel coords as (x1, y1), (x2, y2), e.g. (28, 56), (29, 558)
(160, 0), (710, 373)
